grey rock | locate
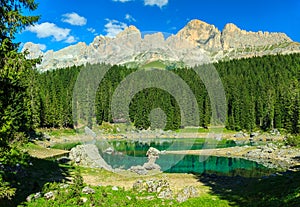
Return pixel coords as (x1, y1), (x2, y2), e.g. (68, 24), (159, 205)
(26, 195), (33, 203)
(103, 147), (114, 155)
(270, 128), (280, 136)
(69, 144), (112, 171)
(22, 42), (44, 59)
(43, 133), (51, 141)
(146, 179), (170, 193)
(112, 186), (119, 191)
(221, 23), (291, 50)
(34, 192), (41, 199)
(84, 126), (96, 138)
(142, 147), (162, 171)
(129, 165), (148, 175)
(44, 191), (54, 200)
(176, 186), (198, 203)
(234, 132), (245, 138)
(130, 147), (162, 175)
(132, 180), (145, 192)
(82, 186), (95, 194)
(133, 178), (170, 194)
(59, 184), (69, 189)
(157, 188), (173, 200)
(145, 147), (161, 165)
(81, 197), (88, 203)
(143, 162), (161, 171)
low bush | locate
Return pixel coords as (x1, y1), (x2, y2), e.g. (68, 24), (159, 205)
(285, 134), (300, 147)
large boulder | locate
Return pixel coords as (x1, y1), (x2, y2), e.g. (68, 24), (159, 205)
(129, 147), (161, 175)
(143, 147), (161, 171)
(69, 144), (112, 171)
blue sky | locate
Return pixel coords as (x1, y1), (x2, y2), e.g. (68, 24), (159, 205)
(16, 0), (300, 51)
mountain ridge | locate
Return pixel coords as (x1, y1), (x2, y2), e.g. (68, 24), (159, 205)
(22, 19), (300, 70)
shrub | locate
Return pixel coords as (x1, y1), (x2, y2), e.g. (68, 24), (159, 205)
(285, 134), (300, 147)
(0, 176), (16, 200)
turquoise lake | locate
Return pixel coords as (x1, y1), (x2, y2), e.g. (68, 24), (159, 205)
(96, 138), (274, 177)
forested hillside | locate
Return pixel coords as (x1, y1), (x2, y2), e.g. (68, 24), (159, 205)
(34, 53), (300, 133)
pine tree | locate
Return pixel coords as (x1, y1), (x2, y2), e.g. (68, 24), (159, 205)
(0, 0), (40, 146)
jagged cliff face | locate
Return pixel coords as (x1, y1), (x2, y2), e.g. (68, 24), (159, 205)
(22, 19), (300, 70)
(176, 19), (222, 51)
(221, 23), (292, 50)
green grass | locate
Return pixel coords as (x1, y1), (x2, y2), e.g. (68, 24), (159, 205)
(196, 170), (300, 207)
(37, 128), (77, 137)
(51, 142), (82, 151)
(176, 127), (209, 133)
(141, 60), (167, 70)
(175, 127), (235, 134)
(181, 196), (230, 207)
(25, 186), (230, 207)
(24, 171), (230, 207)
(24, 142), (44, 151)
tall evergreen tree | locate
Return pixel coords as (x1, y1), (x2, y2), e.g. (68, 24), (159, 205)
(0, 0), (40, 147)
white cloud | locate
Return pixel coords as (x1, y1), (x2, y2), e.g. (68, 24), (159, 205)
(26, 22), (76, 43)
(125, 14), (136, 22)
(87, 27), (98, 36)
(104, 19), (127, 37)
(87, 28), (96, 33)
(144, 0), (168, 8)
(64, 36), (76, 43)
(37, 43), (47, 51)
(112, 0), (133, 2)
(61, 12), (87, 26)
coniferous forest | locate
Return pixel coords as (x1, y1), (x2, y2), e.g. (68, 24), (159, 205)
(34, 53), (300, 134)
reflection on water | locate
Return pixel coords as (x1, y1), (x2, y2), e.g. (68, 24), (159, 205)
(99, 139), (274, 177)
(160, 155), (274, 177)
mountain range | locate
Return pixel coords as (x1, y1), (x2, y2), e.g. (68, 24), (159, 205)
(22, 19), (300, 70)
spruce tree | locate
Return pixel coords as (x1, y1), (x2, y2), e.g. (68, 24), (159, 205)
(0, 0), (40, 147)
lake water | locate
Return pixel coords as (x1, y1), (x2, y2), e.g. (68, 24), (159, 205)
(97, 138), (274, 177)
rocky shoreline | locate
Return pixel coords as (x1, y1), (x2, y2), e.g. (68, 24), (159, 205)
(241, 143), (300, 170)
(166, 143), (300, 171)
(34, 128), (300, 172)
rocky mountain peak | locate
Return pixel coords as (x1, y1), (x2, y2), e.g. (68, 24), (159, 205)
(222, 23), (241, 33)
(176, 19), (222, 51)
(116, 25), (141, 38)
(221, 23), (293, 50)
(186, 19), (213, 28)
(23, 19), (300, 71)
(22, 42), (44, 59)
